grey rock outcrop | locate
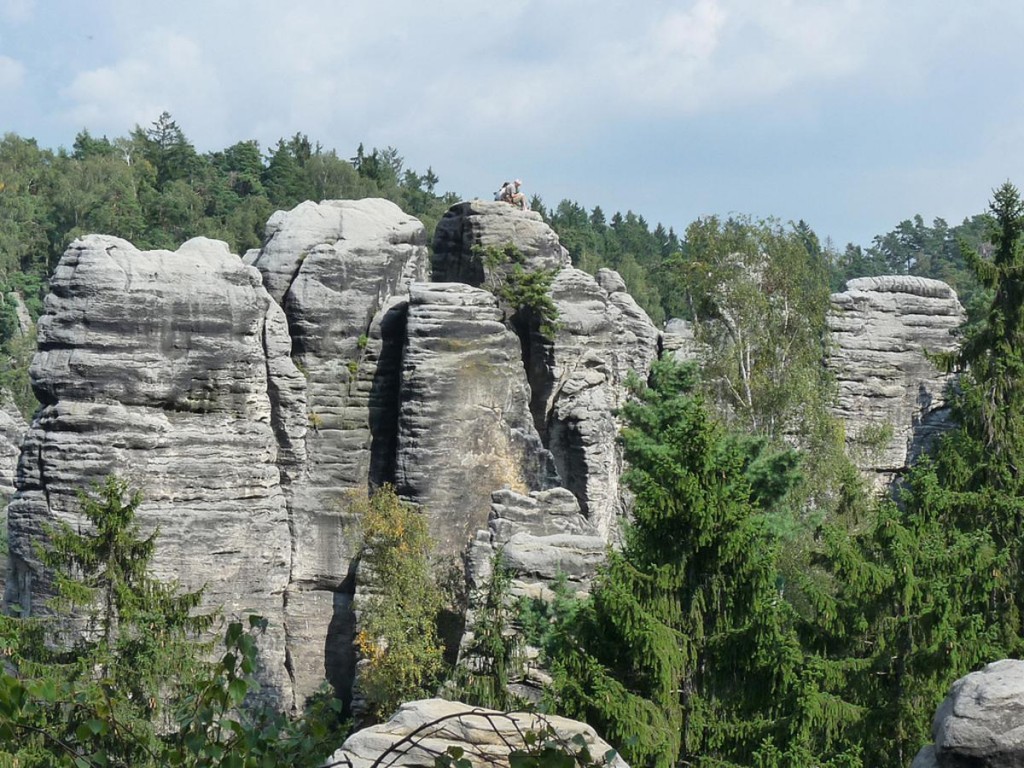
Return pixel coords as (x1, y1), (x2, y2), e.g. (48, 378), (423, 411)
(395, 282), (555, 557)
(466, 487), (606, 605)
(4, 199), (662, 715)
(0, 393), (27, 506)
(5, 234), (300, 706)
(431, 200), (570, 285)
(662, 317), (704, 364)
(828, 276), (964, 487)
(247, 198), (429, 703)
(328, 698), (628, 768)
(530, 267), (660, 539)
(916, 659), (1024, 767)
(462, 488), (607, 700)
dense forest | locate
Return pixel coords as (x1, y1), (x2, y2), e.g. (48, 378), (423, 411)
(1, 114), (1022, 767)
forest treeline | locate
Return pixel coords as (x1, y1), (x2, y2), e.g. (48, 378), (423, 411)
(0, 113), (996, 415)
(0, 112), (994, 325)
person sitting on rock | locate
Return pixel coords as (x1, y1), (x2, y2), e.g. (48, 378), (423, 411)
(499, 179), (528, 211)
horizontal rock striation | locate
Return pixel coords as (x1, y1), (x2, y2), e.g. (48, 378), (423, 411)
(0, 393), (27, 507)
(5, 234), (301, 706)
(532, 267), (660, 539)
(828, 275), (964, 487)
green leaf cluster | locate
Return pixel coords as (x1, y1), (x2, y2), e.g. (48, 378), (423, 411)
(475, 243), (560, 340)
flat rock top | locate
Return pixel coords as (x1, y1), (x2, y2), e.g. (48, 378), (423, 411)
(331, 698), (628, 768)
(54, 234), (251, 285)
(841, 275), (959, 300)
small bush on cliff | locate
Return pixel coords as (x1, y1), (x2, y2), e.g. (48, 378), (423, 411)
(475, 243), (560, 340)
(352, 484), (445, 721)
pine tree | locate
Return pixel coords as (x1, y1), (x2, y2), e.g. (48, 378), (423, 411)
(0, 476), (213, 766)
(548, 360), (862, 767)
(840, 183), (1024, 767)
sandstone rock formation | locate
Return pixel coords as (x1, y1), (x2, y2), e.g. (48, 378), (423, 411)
(5, 234), (300, 706)
(466, 487), (606, 602)
(431, 202), (660, 539)
(4, 199), (661, 714)
(662, 316), (704, 363)
(534, 267), (660, 539)
(828, 276), (965, 487)
(913, 659), (1024, 768)
(328, 698), (628, 768)
(0, 392), (27, 506)
(432, 200), (570, 285)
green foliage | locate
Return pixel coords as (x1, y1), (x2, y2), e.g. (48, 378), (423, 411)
(0, 476), (210, 765)
(476, 243), (560, 340)
(352, 484), (445, 722)
(0, 477), (347, 767)
(447, 553), (527, 711)
(834, 182), (1024, 767)
(830, 213), (992, 313)
(668, 215), (834, 442)
(545, 360), (863, 768)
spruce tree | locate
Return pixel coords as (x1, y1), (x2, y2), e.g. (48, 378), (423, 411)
(0, 476), (213, 766)
(547, 360), (862, 768)
(845, 182), (1024, 766)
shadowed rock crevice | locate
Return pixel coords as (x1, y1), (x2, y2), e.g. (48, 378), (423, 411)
(367, 299), (409, 489)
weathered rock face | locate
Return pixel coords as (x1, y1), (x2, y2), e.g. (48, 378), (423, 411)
(431, 202), (659, 539)
(0, 393), (27, 506)
(4, 200), (661, 715)
(521, 268), (660, 539)
(5, 234), (301, 706)
(328, 698), (629, 768)
(828, 276), (964, 487)
(395, 282), (555, 557)
(466, 487), (606, 601)
(247, 198), (429, 704)
(913, 659), (1024, 768)
(662, 317), (705, 364)
(431, 200), (570, 285)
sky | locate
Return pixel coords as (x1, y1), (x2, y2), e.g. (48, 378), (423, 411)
(2, 0), (1024, 249)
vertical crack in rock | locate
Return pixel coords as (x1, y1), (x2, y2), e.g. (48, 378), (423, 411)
(428, 204), (659, 674)
(367, 298), (409, 488)
(394, 282), (556, 558)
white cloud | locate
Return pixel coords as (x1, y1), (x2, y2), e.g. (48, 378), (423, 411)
(0, 54), (24, 90)
(1, 0), (34, 23)
(62, 29), (223, 139)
